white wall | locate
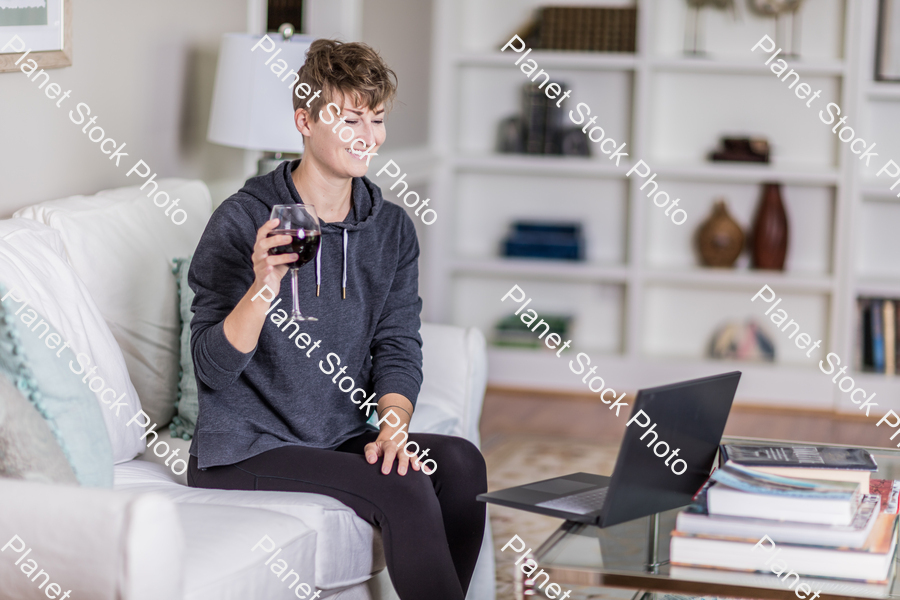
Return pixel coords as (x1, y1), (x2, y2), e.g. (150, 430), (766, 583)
(360, 0), (432, 150)
(0, 0), (246, 216)
(0, 0), (433, 217)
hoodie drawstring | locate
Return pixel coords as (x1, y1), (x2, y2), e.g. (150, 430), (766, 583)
(314, 229), (349, 299)
(342, 229), (348, 299)
(315, 238), (322, 297)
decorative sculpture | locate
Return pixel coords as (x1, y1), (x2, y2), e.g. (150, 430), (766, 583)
(684, 0), (736, 55)
(696, 200), (745, 268)
(750, 183), (789, 271)
(747, 0), (804, 57)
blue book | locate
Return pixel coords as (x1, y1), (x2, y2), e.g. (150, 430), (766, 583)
(502, 221), (585, 261)
(873, 299), (885, 373)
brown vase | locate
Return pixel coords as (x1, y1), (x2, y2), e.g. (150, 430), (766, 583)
(696, 199), (744, 267)
(751, 182), (789, 270)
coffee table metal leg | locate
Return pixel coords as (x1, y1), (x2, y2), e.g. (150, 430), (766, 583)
(646, 513), (668, 573)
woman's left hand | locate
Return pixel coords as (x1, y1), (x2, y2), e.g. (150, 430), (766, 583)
(365, 436), (421, 476)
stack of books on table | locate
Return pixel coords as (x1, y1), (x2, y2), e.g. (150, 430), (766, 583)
(670, 445), (899, 584)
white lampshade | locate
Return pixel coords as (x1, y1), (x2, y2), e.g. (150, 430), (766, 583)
(207, 33), (314, 154)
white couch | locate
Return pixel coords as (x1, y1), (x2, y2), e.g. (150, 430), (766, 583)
(0, 179), (496, 600)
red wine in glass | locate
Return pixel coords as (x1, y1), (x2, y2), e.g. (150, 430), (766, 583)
(268, 204), (321, 321)
(267, 229), (321, 269)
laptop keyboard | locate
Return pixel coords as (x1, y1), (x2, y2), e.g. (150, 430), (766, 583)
(535, 486), (608, 515)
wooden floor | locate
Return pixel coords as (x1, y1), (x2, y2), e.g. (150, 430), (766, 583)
(479, 387), (895, 453)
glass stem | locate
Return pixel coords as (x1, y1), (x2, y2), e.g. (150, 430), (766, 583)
(290, 268), (302, 320)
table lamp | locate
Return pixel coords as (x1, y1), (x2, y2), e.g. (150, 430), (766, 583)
(207, 26), (313, 175)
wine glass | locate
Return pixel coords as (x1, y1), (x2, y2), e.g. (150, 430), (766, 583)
(268, 204), (321, 322)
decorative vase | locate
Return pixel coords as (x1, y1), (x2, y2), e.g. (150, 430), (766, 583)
(696, 199), (744, 267)
(751, 182), (789, 270)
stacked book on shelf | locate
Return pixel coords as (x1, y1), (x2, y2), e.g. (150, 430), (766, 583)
(493, 313), (571, 349)
(670, 444), (900, 586)
(511, 6), (637, 53)
(858, 297), (900, 374)
(522, 82), (563, 155)
(501, 221), (585, 261)
(497, 84), (589, 156)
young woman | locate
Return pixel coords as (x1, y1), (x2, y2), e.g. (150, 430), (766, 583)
(186, 39), (487, 600)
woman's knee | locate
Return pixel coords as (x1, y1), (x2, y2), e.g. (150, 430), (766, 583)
(424, 436), (486, 480)
(383, 468), (442, 507)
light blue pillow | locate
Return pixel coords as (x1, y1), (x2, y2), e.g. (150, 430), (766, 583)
(171, 257), (197, 440)
(0, 284), (114, 487)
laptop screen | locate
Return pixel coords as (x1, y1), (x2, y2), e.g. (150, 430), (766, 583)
(599, 371), (741, 528)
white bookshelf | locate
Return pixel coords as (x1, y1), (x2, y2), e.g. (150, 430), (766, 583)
(426, 0), (900, 411)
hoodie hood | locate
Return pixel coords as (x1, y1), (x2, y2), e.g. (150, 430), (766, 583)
(237, 159), (384, 298)
(237, 159), (383, 233)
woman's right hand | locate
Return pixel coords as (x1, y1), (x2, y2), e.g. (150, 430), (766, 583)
(251, 218), (298, 296)
(223, 219), (300, 353)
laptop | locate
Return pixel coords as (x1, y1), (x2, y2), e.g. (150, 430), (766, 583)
(477, 371), (741, 528)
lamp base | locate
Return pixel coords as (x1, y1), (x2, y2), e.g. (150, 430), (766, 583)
(258, 152), (301, 176)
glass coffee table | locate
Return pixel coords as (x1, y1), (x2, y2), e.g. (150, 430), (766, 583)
(530, 436), (900, 600)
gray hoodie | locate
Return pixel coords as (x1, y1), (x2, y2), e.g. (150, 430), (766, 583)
(188, 159), (423, 469)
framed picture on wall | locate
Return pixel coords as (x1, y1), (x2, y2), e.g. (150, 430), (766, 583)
(877, 0), (900, 81)
(0, 0), (71, 73)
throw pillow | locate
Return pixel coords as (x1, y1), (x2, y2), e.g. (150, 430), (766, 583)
(0, 218), (144, 463)
(0, 284), (115, 487)
(14, 179), (212, 429)
(0, 372), (78, 485)
(171, 257), (197, 440)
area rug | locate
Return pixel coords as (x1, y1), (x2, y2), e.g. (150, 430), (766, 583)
(484, 435), (622, 599)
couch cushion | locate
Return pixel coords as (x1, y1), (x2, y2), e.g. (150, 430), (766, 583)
(178, 503), (317, 600)
(134, 427), (192, 485)
(15, 179), (212, 429)
(0, 218), (144, 462)
(115, 461), (384, 590)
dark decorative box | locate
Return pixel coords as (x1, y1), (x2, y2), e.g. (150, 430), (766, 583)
(709, 137), (770, 163)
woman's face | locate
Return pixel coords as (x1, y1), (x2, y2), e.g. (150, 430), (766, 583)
(295, 94), (386, 180)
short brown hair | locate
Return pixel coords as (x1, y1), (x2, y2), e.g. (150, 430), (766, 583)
(292, 39), (398, 121)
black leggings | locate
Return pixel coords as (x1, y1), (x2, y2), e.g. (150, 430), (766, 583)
(188, 431), (487, 600)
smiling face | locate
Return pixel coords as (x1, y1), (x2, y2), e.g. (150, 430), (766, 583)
(294, 93), (386, 180)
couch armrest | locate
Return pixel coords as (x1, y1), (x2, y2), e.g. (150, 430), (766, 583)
(413, 324), (488, 446)
(462, 327), (488, 446)
(0, 478), (184, 600)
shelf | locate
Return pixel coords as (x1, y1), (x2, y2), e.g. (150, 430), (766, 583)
(488, 345), (621, 360)
(867, 83), (900, 100)
(860, 184), (900, 202)
(652, 163), (840, 186)
(454, 51), (638, 71)
(453, 154), (629, 178)
(856, 278), (900, 298)
(451, 258), (628, 283)
(649, 57), (845, 77)
(643, 268), (834, 293)
(836, 372), (900, 415)
(434, 0), (868, 408)
(851, 371), (899, 380)
(485, 348), (836, 407)
(453, 52), (844, 77)
(638, 354), (824, 374)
